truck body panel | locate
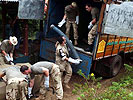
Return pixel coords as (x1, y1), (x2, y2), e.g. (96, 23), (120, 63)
(96, 34), (133, 59)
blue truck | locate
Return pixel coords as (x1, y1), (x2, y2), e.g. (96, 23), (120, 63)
(39, 0), (133, 78)
(17, 0), (132, 78)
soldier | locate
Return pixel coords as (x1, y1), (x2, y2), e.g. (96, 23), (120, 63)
(0, 66), (28, 100)
(58, 2), (79, 45)
(20, 61), (63, 100)
(85, 3), (99, 52)
(55, 36), (80, 89)
(0, 36), (18, 65)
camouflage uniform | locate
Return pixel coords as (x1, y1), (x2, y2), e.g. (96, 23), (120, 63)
(2, 67), (28, 100)
(6, 81), (28, 100)
(88, 24), (98, 45)
(55, 42), (72, 84)
(88, 7), (99, 45)
(0, 40), (14, 65)
(65, 5), (79, 41)
(31, 61), (63, 100)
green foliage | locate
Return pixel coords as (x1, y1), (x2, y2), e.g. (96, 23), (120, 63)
(73, 65), (133, 100)
(124, 64), (133, 72)
(98, 64), (133, 100)
(28, 20), (40, 40)
(100, 80), (132, 100)
(73, 70), (102, 100)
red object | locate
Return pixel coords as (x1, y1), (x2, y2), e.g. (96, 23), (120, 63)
(43, 0), (49, 18)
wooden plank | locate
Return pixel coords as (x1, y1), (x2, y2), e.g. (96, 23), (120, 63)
(23, 20), (28, 56)
(97, 3), (106, 33)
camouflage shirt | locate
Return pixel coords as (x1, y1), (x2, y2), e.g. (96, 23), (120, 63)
(91, 7), (99, 22)
(65, 5), (79, 21)
(0, 40), (14, 54)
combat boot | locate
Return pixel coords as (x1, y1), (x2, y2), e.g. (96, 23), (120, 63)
(74, 39), (78, 45)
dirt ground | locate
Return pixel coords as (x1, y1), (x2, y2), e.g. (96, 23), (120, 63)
(0, 60), (132, 100)
(30, 56), (133, 100)
(0, 61), (131, 100)
(30, 57), (133, 100)
(31, 66), (131, 100)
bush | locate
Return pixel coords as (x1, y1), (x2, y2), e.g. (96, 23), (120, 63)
(72, 70), (102, 100)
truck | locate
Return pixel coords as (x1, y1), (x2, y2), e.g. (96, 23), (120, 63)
(17, 0), (133, 78)
(40, 0), (133, 78)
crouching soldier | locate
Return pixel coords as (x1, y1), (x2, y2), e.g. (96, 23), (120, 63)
(20, 61), (63, 100)
(0, 36), (18, 65)
(0, 66), (28, 100)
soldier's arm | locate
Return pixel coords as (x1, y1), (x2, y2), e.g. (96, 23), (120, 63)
(10, 53), (13, 58)
(29, 79), (34, 87)
(0, 73), (6, 84)
(64, 6), (68, 20)
(91, 8), (99, 24)
(29, 73), (35, 87)
(1, 42), (7, 56)
(63, 15), (66, 20)
(1, 50), (7, 56)
(0, 73), (5, 78)
(43, 69), (49, 77)
(59, 49), (68, 61)
(92, 18), (96, 24)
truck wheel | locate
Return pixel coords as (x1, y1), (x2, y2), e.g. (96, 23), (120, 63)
(95, 55), (123, 78)
(110, 55), (122, 77)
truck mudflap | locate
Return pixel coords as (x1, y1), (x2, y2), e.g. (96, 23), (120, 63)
(40, 38), (93, 76)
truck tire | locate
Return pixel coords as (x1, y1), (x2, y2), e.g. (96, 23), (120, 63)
(0, 81), (6, 100)
(110, 55), (122, 77)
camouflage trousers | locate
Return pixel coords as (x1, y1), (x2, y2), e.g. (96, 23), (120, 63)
(6, 81), (28, 100)
(56, 61), (72, 84)
(66, 21), (78, 40)
(88, 24), (97, 45)
(32, 64), (63, 100)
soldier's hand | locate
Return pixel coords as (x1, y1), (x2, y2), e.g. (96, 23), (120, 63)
(58, 19), (66, 27)
(5, 54), (10, 62)
(76, 16), (79, 24)
(88, 21), (93, 29)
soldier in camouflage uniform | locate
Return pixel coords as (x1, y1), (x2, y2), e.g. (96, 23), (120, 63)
(0, 36), (18, 65)
(0, 66), (28, 100)
(85, 3), (99, 52)
(20, 61), (63, 100)
(55, 36), (80, 89)
(59, 2), (79, 45)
